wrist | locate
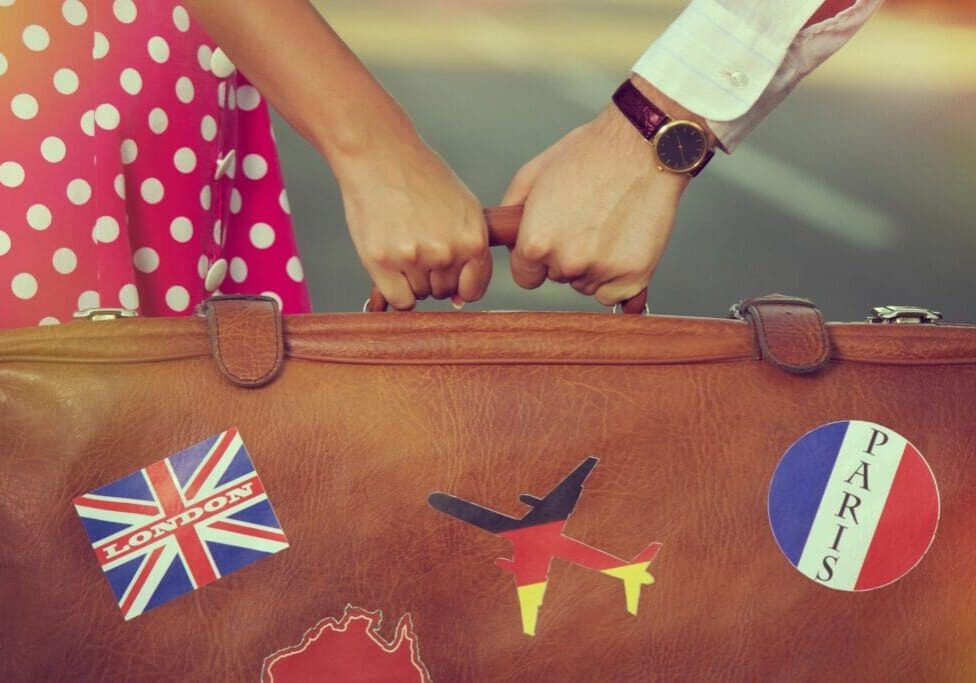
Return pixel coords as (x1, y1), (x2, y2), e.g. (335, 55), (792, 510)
(628, 74), (718, 150)
(313, 90), (421, 181)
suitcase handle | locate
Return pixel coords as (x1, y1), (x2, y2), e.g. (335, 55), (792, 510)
(365, 205), (648, 314)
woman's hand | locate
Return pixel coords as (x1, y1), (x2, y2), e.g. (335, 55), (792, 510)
(501, 77), (709, 307)
(337, 135), (491, 310)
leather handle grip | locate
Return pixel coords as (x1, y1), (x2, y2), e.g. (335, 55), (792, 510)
(365, 205), (648, 314)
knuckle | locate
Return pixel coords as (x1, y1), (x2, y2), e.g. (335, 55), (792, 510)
(420, 241), (453, 269)
(517, 236), (551, 263)
(554, 257), (590, 280)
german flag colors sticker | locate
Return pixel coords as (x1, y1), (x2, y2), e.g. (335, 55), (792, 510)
(768, 421), (939, 592)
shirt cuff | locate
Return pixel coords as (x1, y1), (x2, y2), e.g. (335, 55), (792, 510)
(632, 0), (822, 151)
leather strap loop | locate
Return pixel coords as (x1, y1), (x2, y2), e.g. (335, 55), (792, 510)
(737, 294), (831, 374)
(203, 295), (283, 388)
(366, 206), (648, 314)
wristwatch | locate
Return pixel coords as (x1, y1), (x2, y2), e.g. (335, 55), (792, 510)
(611, 79), (715, 177)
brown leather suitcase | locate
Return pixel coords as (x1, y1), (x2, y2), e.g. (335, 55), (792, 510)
(2, 292), (974, 682)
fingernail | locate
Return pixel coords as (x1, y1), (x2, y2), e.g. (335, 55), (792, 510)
(451, 295), (465, 310)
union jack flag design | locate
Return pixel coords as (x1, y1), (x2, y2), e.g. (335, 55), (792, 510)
(73, 428), (289, 620)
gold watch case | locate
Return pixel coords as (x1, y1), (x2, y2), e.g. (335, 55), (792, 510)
(650, 120), (709, 175)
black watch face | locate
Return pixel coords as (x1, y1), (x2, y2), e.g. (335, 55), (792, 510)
(654, 122), (707, 173)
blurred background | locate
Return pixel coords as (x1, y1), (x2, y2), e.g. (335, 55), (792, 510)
(276, 0), (976, 321)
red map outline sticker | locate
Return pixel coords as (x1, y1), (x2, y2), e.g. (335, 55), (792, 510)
(261, 605), (431, 683)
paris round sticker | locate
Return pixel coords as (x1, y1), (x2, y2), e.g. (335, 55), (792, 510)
(767, 420), (939, 591)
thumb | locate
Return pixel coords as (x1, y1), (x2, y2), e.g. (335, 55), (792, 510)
(501, 161), (540, 207)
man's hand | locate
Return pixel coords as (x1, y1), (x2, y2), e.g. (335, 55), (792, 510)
(502, 76), (710, 307)
(339, 136), (491, 311)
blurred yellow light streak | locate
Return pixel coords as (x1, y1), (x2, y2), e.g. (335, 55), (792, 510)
(313, 1), (976, 93)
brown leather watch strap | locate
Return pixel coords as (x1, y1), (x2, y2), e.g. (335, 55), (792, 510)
(612, 80), (669, 141)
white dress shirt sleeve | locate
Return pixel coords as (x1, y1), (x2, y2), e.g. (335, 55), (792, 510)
(632, 0), (884, 152)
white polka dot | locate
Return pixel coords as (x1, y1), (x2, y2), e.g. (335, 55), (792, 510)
(172, 5), (189, 31)
(236, 85), (261, 111)
(11, 273), (38, 299)
(11, 93), (38, 120)
(95, 103), (120, 129)
(120, 138), (138, 164)
(230, 188), (242, 214)
(279, 189), (291, 214)
(93, 216), (120, 243)
(147, 36), (170, 64)
(148, 107), (168, 134)
(170, 216), (193, 243)
(227, 86), (237, 110)
(26, 204), (52, 230)
(200, 115), (216, 142)
(210, 48), (236, 78)
(53, 67), (79, 94)
(286, 256), (304, 282)
(166, 285), (190, 312)
(80, 109), (95, 136)
(0, 53), (7, 77)
(120, 67), (142, 95)
(0, 230), (10, 256)
(67, 178), (91, 205)
(250, 222), (275, 249)
(197, 254), (208, 278)
(200, 185), (212, 210)
(39, 316), (60, 326)
(77, 289), (100, 310)
(93, 31), (109, 59)
(261, 291), (283, 308)
(40, 136), (66, 163)
(174, 147), (196, 173)
(119, 283), (139, 310)
(242, 154), (268, 180)
(52, 247), (77, 274)
(62, 0), (87, 26)
(0, 161), (25, 187)
(217, 82), (227, 108)
(133, 246), (159, 273)
(22, 25), (50, 51)
(114, 173), (126, 199)
(113, 0), (136, 23)
(140, 178), (164, 204)
(197, 44), (212, 71)
(212, 219), (224, 246)
(175, 77), (194, 103)
(229, 256), (247, 283)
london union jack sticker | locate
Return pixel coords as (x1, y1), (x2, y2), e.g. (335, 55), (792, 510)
(74, 428), (289, 620)
(768, 420), (939, 591)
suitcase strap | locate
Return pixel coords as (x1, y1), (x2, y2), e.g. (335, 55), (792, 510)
(202, 295), (283, 388)
(733, 294), (831, 374)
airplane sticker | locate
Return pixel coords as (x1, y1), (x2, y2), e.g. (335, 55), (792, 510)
(428, 457), (661, 636)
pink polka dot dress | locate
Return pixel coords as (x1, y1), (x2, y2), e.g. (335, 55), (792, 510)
(0, 0), (312, 329)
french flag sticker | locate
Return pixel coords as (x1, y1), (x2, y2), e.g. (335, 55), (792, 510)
(768, 421), (940, 591)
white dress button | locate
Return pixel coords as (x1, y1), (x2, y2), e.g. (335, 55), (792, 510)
(204, 258), (228, 292)
(728, 71), (749, 88)
(210, 47), (236, 78)
(214, 149), (236, 180)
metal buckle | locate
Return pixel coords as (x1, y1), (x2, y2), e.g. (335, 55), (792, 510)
(72, 308), (138, 321)
(867, 306), (943, 324)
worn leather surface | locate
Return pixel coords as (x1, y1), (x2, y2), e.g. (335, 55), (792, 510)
(2, 300), (976, 681)
(739, 295), (831, 374)
(203, 295), (282, 388)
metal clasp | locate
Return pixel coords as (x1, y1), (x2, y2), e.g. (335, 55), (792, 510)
(73, 308), (138, 321)
(867, 306), (942, 324)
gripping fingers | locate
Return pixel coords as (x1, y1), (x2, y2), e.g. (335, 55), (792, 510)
(374, 272), (417, 311)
